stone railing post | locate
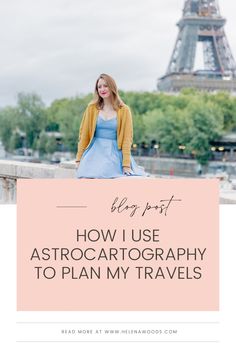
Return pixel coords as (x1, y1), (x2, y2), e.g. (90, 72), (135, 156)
(0, 177), (16, 204)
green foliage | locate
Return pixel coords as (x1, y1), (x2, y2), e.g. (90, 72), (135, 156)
(9, 131), (24, 151)
(184, 99), (224, 164)
(132, 113), (145, 143)
(134, 92), (225, 164)
(16, 92), (47, 149)
(37, 132), (58, 156)
(46, 136), (58, 154)
(210, 91), (236, 130)
(0, 107), (19, 151)
(0, 89), (235, 165)
(37, 132), (49, 156)
(55, 94), (92, 152)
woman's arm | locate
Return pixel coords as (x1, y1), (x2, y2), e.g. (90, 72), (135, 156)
(121, 106), (133, 169)
(75, 107), (90, 163)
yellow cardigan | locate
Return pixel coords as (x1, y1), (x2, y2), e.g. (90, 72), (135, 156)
(76, 103), (133, 167)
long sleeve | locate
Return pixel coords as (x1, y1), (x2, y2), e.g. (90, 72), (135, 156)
(121, 106), (133, 167)
(75, 107), (90, 162)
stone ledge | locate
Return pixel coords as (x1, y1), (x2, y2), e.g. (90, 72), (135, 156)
(1, 159), (236, 204)
(0, 159), (76, 179)
(219, 191), (236, 204)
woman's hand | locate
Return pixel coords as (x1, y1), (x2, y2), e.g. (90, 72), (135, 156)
(75, 161), (80, 168)
(123, 167), (132, 176)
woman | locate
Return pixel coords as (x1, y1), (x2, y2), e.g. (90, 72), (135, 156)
(76, 73), (146, 178)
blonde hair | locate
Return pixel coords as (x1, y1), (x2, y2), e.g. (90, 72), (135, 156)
(91, 73), (124, 110)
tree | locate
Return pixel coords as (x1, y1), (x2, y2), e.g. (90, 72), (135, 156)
(9, 131), (24, 151)
(0, 107), (18, 151)
(17, 92), (47, 149)
(46, 98), (70, 132)
(185, 99), (224, 165)
(143, 109), (164, 143)
(132, 113), (145, 144)
(0, 89), (232, 165)
(45, 136), (58, 154)
(56, 95), (92, 152)
(36, 132), (48, 156)
(210, 91), (236, 131)
(143, 107), (191, 155)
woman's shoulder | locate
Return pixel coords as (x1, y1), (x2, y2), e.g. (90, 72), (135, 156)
(86, 102), (98, 112)
(119, 103), (131, 112)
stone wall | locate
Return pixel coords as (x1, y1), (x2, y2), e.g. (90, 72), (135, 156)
(1, 158), (236, 204)
(0, 160), (75, 203)
(134, 156), (236, 178)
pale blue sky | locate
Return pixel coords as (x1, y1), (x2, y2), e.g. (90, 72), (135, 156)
(0, 0), (235, 106)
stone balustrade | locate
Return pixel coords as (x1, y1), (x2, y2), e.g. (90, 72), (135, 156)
(1, 158), (236, 204)
(0, 159), (76, 203)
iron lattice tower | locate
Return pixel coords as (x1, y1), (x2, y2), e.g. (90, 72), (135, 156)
(158, 0), (236, 92)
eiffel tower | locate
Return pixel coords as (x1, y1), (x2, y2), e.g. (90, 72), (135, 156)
(158, 0), (236, 92)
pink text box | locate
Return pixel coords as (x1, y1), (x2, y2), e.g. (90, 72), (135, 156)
(17, 179), (219, 311)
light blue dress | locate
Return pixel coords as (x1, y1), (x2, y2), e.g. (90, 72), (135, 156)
(76, 115), (146, 179)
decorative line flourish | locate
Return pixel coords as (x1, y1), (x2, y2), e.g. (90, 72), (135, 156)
(56, 206), (87, 208)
